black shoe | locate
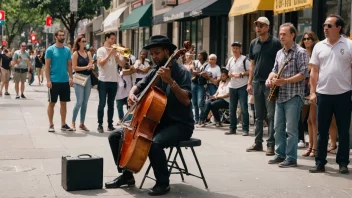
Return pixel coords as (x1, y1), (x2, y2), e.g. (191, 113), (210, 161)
(4, 92), (10, 96)
(21, 94), (26, 99)
(309, 165), (325, 173)
(268, 156), (285, 164)
(266, 146), (275, 156)
(339, 165), (349, 174)
(278, 159), (297, 168)
(246, 143), (263, 152)
(105, 175), (135, 188)
(107, 126), (117, 132)
(61, 124), (73, 131)
(97, 125), (104, 133)
(225, 128), (236, 135)
(148, 184), (170, 196)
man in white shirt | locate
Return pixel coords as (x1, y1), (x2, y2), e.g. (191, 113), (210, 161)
(225, 42), (250, 135)
(309, 14), (351, 174)
(96, 32), (126, 133)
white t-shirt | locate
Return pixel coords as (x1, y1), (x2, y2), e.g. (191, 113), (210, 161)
(116, 71), (135, 100)
(226, 55), (250, 89)
(97, 47), (121, 82)
(134, 59), (151, 79)
(217, 79), (230, 103)
(205, 65), (221, 83)
(309, 37), (352, 95)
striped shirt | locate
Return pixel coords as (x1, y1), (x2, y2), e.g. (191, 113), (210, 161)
(272, 43), (309, 103)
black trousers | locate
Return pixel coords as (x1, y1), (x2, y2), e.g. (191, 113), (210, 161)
(97, 81), (117, 127)
(316, 91), (351, 166)
(108, 122), (193, 185)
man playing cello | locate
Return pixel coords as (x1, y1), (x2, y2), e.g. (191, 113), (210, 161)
(106, 35), (194, 196)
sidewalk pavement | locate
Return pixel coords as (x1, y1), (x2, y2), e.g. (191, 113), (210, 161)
(0, 80), (351, 198)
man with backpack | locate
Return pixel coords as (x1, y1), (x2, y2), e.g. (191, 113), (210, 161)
(225, 42), (250, 135)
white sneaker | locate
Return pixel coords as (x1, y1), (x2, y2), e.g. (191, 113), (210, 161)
(298, 140), (305, 148)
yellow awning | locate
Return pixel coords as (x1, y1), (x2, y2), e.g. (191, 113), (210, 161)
(274, 0), (313, 15)
(229, 0), (274, 17)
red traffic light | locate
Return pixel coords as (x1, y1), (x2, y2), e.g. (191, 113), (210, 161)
(46, 16), (52, 26)
(0, 10), (5, 21)
(30, 34), (36, 43)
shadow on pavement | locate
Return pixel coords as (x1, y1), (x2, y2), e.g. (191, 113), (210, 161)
(123, 183), (239, 198)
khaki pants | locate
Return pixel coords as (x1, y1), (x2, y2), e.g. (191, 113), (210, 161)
(0, 67), (10, 82)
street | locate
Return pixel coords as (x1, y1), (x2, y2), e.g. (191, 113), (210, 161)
(0, 80), (351, 198)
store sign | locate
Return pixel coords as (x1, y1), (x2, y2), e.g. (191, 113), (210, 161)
(178, 0), (190, 4)
(132, 0), (143, 9)
(166, 0), (177, 6)
(274, 0), (313, 14)
(164, 12), (184, 22)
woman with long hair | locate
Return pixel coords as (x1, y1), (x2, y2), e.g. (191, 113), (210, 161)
(71, 36), (94, 131)
(0, 49), (13, 96)
(35, 50), (44, 85)
(299, 31), (319, 157)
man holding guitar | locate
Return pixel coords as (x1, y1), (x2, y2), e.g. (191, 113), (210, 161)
(266, 23), (309, 168)
(105, 35), (194, 196)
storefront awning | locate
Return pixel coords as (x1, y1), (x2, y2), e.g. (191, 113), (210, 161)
(103, 6), (127, 33)
(229, 0), (274, 17)
(274, 0), (313, 15)
(120, 3), (152, 31)
(163, 0), (231, 23)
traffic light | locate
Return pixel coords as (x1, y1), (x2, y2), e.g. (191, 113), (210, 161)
(30, 34), (36, 43)
(46, 16), (52, 26)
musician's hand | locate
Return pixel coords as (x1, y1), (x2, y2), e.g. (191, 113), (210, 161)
(109, 48), (117, 57)
(247, 84), (253, 95)
(272, 78), (286, 86)
(265, 79), (273, 88)
(310, 92), (317, 105)
(157, 67), (173, 84)
(128, 93), (138, 106)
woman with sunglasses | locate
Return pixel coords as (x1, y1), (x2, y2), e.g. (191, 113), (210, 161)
(71, 36), (94, 131)
(298, 31), (319, 157)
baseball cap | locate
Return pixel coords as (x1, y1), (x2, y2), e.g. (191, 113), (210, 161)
(254, 17), (270, 26)
(231, 41), (242, 47)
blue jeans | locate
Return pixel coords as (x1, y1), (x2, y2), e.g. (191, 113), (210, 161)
(191, 83), (205, 122)
(207, 83), (217, 96)
(229, 85), (249, 131)
(316, 91), (351, 166)
(274, 96), (303, 161)
(72, 76), (91, 123)
(253, 81), (276, 147)
(116, 97), (132, 121)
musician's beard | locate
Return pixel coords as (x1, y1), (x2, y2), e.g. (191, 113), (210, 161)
(155, 55), (168, 68)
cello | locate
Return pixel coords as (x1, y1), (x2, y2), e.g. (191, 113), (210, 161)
(118, 41), (191, 173)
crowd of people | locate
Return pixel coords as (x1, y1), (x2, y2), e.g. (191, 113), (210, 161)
(0, 12), (350, 196)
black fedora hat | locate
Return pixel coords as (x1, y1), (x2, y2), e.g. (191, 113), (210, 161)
(143, 35), (177, 52)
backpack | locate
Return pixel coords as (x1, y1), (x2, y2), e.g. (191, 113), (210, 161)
(197, 64), (209, 85)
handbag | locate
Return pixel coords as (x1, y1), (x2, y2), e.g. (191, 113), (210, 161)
(198, 64), (209, 85)
(73, 73), (89, 87)
(90, 70), (99, 88)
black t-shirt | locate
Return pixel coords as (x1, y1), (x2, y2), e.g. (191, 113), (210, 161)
(249, 35), (282, 82)
(76, 52), (90, 76)
(136, 60), (195, 128)
(0, 54), (12, 70)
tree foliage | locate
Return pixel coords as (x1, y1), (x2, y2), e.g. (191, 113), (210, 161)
(2, 0), (45, 48)
(25, 0), (111, 45)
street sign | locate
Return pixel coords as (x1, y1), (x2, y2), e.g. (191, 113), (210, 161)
(70, 0), (78, 12)
(44, 25), (54, 33)
(0, 21), (5, 26)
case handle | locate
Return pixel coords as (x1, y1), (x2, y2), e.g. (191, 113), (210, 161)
(77, 154), (92, 158)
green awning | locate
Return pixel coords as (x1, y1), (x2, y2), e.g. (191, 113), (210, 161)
(120, 3), (152, 31)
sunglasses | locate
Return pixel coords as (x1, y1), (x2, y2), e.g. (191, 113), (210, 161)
(81, 40), (87, 43)
(255, 24), (267, 28)
(323, 24), (333, 28)
(303, 37), (312, 41)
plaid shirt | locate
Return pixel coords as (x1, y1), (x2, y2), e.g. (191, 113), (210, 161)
(272, 43), (309, 103)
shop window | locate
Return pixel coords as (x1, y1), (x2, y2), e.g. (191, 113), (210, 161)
(297, 9), (313, 42)
(178, 20), (203, 59)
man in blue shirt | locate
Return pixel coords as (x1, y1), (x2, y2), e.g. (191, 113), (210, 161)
(45, 30), (74, 132)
